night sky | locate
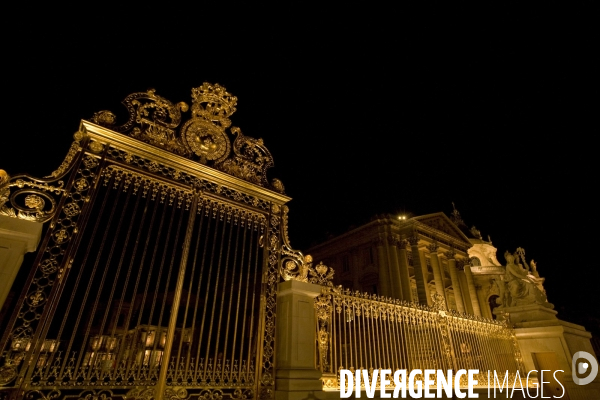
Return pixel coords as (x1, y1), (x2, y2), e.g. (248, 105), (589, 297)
(2, 6), (597, 329)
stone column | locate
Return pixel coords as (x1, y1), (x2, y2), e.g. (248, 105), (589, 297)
(275, 280), (324, 400)
(462, 260), (482, 317)
(0, 215), (43, 310)
(427, 243), (446, 307)
(476, 285), (491, 319)
(456, 263), (474, 314)
(408, 236), (428, 305)
(376, 237), (392, 297)
(387, 235), (403, 300)
(397, 240), (413, 302)
(445, 251), (465, 313)
(418, 249), (432, 306)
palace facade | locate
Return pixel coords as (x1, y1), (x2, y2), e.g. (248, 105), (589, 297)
(307, 206), (505, 319)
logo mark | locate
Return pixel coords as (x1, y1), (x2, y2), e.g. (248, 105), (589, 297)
(572, 351), (598, 385)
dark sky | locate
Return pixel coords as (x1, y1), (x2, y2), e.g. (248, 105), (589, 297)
(2, 6), (597, 327)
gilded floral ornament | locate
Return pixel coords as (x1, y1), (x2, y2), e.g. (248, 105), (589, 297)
(0, 169), (9, 186)
(271, 178), (285, 194)
(24, 194), (45, 210)
(0, 169), (15, 218)
(90, 110), (116, 125)
(0, 169), (64, 222)
(279, 205), (313, 282)
(216, 128), (274, 188)
(431, 292), (447, 311)
(88, 140), (104, 153)
(91, 83), (283, 192)
(308, 262), (335, 286)
(46, 141), (81, 178)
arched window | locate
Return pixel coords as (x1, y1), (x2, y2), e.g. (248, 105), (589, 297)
(470, 257), (481, 266)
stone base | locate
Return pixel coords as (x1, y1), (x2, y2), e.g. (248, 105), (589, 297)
(494, 303), (557, 324)
(275, 369), (329, 400)
(513, 318), (599, 400)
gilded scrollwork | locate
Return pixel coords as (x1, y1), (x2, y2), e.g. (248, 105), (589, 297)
(315, 290), (333, 373)
(216, 127), (274, 188)
(308, 262), (335, 286)
(431, 292), (447, 311)
(165, 387), (189, 399)
(0, 169), (66, 223)
(278, 205), (309, 282)
(90, 83), (284, 192)
(0, 365), (17, 386)
(1, 148), (98, 386)
(23, 389), (62, 400)
(0, 170), (14, 218)
(46, 141), (82, 178)
(92, 89), (189, 156)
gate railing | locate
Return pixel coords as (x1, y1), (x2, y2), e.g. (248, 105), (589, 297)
(314, 286), (525, 390)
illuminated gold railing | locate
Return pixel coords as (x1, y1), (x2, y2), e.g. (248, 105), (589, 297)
(315, 286), (525, 390)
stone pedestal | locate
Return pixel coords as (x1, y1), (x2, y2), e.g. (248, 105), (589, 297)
(0, 215), (43, 310)
(275, 280), (327, 400)
(495, 305), (600, 399)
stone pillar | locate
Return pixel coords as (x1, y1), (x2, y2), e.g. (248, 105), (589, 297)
(476, 285), (492, 319)
(0, 215), (43, 310)
(445, 251), (465, 313)
(397, 240), (413, 302)
(408, 236), (428, 305)
(418, 249), (432, 306)
(275, 280), (324, 400)
(427, 243), (446, 307)
(462, 260), (482, 317)
(387, 235), (403, 300)
(457, 263), (474, 314)
(376, 237), (391, 297)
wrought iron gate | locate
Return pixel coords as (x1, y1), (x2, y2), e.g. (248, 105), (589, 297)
(0, 84), (294, 400)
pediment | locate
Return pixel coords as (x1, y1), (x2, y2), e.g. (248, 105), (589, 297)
(413, 212), (471, 245)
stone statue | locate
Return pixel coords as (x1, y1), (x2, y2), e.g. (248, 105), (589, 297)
(501, 250), (549, 307)
(470, 226), (482, 240)
(530, 259), (540, 278)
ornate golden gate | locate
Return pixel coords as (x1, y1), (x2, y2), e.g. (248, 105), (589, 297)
(0, 84), (298, 400)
